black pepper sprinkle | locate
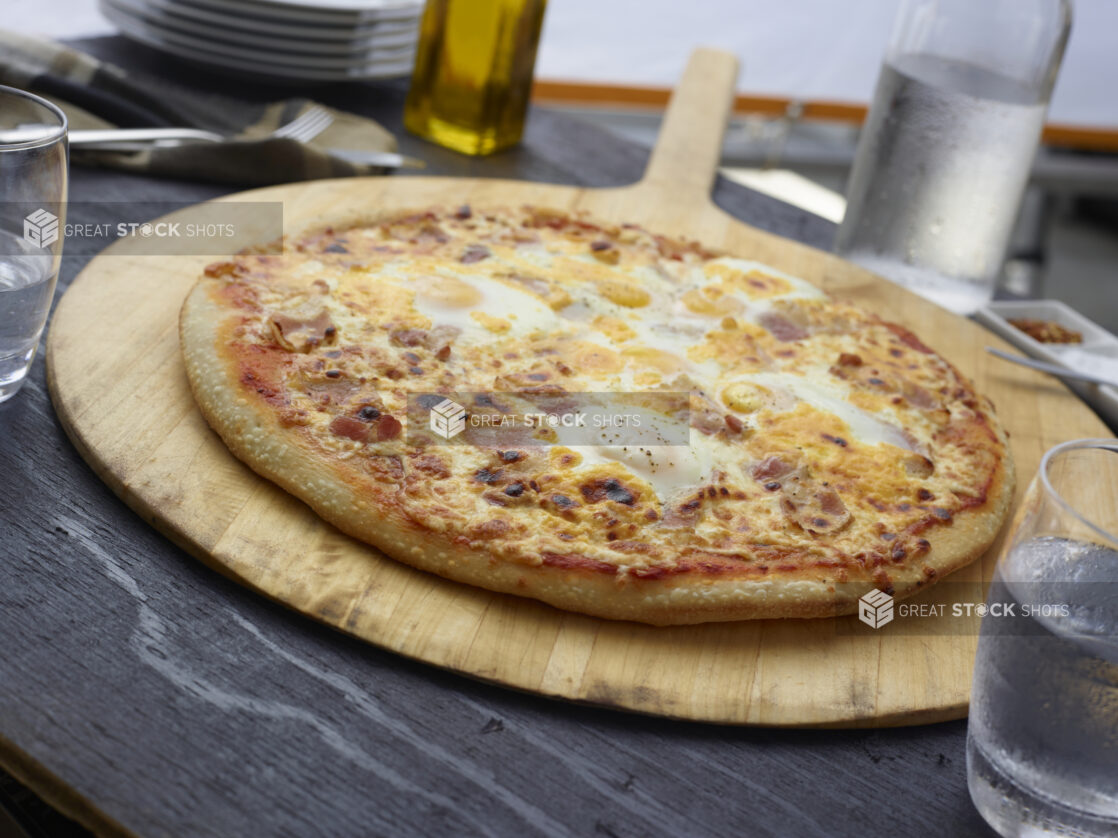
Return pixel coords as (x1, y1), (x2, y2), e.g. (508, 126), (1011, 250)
(324, 369), (341, 379)
(764, 481), (781, 491)
(357, 406), (381, 421)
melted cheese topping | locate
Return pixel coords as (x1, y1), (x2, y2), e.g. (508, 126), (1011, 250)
(203, 206), (1003, 581)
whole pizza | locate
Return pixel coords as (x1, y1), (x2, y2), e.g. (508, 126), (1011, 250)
(180, 206), (1013, 624)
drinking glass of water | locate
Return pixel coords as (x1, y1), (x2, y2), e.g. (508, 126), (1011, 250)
(968, 440), (1118, 837)
(835, 0), (1071, 315)
(0, 85), (68, 404)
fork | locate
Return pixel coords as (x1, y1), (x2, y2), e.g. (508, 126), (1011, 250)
(61, 105), (335, 150)
(1, 105), (423, 167)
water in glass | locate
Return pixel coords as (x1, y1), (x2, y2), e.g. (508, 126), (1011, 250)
(836, 53), (1046, 315)
(969, 535), (1118, 836)
(0, 231), (58, 400)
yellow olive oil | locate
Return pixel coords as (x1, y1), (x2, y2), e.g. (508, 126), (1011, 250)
(404, 0), (547, 156)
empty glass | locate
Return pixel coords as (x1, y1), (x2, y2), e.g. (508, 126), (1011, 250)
(968, 440), (1118, 837)
(0, 85), (68, 403)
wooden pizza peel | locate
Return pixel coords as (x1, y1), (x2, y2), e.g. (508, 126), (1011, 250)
(46, 49), (1112, 727)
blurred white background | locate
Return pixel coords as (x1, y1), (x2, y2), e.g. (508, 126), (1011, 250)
(19, 0), (1118, 129)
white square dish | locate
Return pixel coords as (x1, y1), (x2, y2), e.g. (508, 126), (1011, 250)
(975, 299), (1118, 430)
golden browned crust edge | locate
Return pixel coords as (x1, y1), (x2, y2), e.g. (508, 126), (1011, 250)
(180, 251), (1015, 626)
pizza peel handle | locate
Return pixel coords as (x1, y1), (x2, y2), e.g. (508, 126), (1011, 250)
(636, 48), (740, 207)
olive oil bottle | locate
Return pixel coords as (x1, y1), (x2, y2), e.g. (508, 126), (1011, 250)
(404, 0), (548, 156)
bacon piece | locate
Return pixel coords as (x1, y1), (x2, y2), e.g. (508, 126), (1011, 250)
(751, 456), (852, 534)
(818, 490), (847, 516)
(389, 329), (426, 347)
(329, 415), (368, 442)
(901, 381), (939, 410)
(460, 245), (491, 263)
(269, 310), (337, 353)
(779, 481), (852, 535)
(750, 455), (795, 483)
(426, 325), (460, 361)
(376, 415), (403, 441)
(885, 323), (934, 354)
(758, 312), (808, 342)
(691, 409), (725, 435)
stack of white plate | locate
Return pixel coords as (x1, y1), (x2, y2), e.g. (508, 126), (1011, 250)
(98, 0), (423, 82)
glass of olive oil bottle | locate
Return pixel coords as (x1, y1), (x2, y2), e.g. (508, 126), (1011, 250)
(404, 0), (548, 156)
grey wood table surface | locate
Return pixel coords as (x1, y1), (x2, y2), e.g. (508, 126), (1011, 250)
(0, 36), (996, 838)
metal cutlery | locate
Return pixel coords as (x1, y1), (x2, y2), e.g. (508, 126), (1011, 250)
(0, 105), (423, 168)
(985, 346), (1118, 388)
(0, 106), (335, 149)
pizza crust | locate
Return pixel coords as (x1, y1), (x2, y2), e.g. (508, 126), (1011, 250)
(180, 208), (1015, 625)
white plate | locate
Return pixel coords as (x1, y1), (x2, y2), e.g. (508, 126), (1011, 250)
(976, 299), (1118, 430)
(101, 3), (415, 80)
(172, 0), (421, 26)
(102, 2), (416, 72)
(150, 0), (419, 42)
(110, 0), (419, 55)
